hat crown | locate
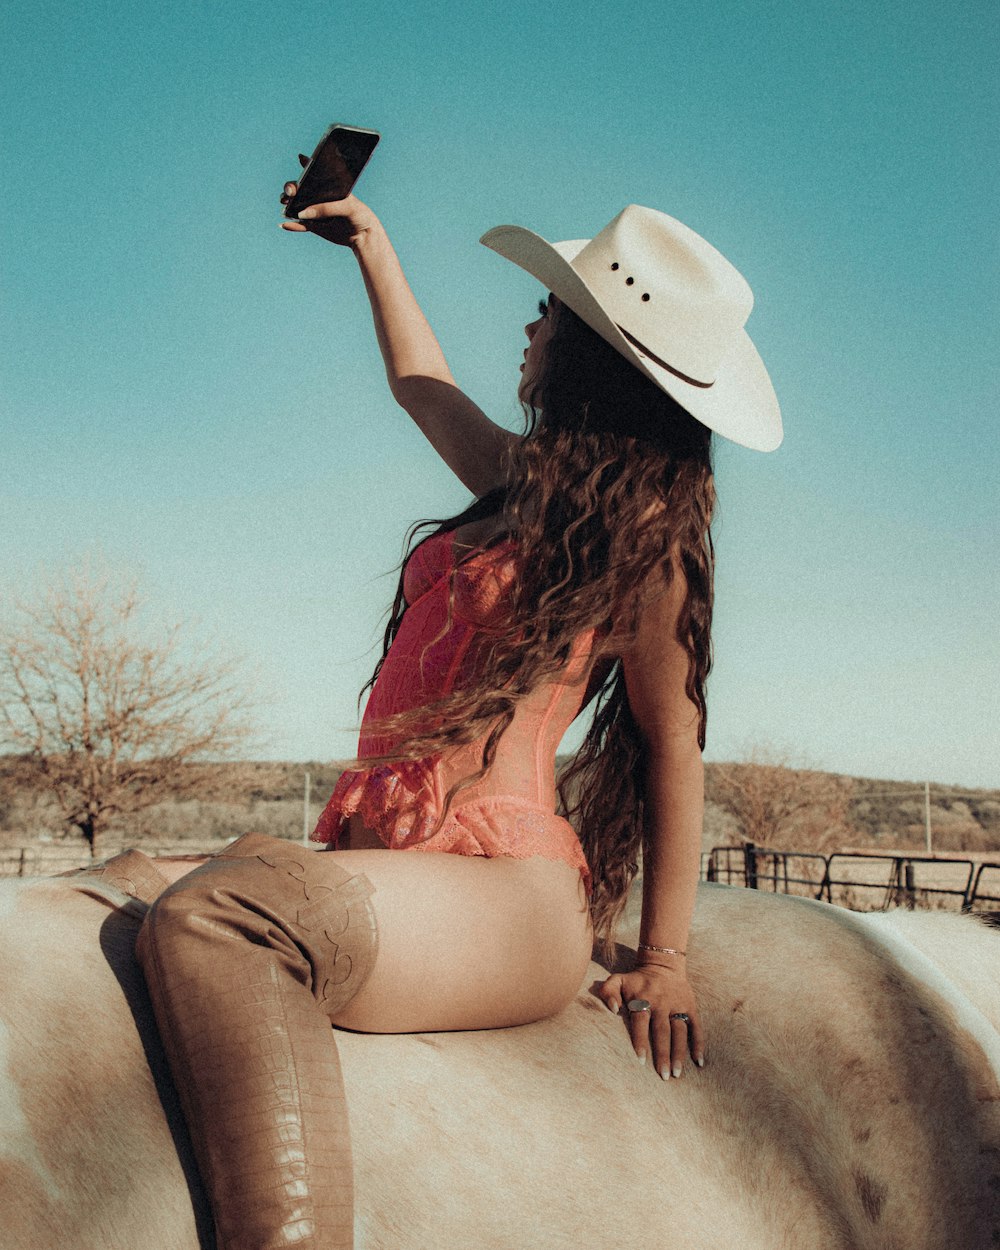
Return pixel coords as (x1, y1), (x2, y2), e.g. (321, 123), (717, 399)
(571, 206), (754, 383)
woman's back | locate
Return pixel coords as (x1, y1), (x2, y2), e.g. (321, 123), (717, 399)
(313, 530), (596, 882)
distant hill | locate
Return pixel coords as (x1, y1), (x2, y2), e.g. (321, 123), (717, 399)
(701, 765), (1000, 855)
(1, 755), (997, 858)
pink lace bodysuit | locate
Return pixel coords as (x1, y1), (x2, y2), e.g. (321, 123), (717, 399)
(311, 529), (594, 891)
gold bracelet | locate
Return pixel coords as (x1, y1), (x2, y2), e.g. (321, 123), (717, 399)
(638, 942), (686, 956)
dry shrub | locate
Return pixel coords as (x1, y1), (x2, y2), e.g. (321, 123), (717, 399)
(708, 749), (856, 854)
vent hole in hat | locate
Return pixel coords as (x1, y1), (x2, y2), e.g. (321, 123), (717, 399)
(625, 276), (634, 285)
(642, 293), (650, 301)
(611, 262), (619, 270)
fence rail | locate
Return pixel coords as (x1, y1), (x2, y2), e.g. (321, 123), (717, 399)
(702, 843), (1000, 916)
(0, 843), (230, 879)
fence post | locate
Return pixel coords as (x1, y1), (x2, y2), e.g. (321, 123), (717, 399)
(818, 856), (832, 903)
(903, 861), (916, 909)
(744, 841), (759, 890)
(924, 782), (933, 854)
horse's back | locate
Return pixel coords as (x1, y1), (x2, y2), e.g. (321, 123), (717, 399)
(1, 876), (999, 1249)
(0, 878), (208, 1250)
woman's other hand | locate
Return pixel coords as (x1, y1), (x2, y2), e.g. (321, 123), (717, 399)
(280, 154), (378, 247)
(599, 963), (705, 1080)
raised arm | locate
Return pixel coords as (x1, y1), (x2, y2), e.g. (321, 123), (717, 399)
(282, 184), (517, 497)
(596, 563), (706, 1080)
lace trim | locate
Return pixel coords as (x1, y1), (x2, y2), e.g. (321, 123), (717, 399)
(311, 760), (440, 848)
(311, 779), (590, 893)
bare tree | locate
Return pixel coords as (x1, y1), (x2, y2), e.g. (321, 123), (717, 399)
(0, 567), (260, 857)
(709, 748), (856, 853)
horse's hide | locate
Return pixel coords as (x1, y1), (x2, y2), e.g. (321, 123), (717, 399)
(0, 876), (998, 1250)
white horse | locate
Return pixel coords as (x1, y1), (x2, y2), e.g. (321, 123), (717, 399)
(1, 873), (998, 1250)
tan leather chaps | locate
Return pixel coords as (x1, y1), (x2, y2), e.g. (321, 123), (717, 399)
(134, 833), (378, 1250)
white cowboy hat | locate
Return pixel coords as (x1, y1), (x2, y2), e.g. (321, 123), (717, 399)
(480, 205), (782, 452)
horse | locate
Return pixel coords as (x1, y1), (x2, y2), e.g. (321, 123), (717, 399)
(1, 872), (998, 1249)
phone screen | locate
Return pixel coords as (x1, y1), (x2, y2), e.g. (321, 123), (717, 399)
(285, 125), (380, 216)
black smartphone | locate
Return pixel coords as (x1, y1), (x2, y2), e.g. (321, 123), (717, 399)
(284, 124), (380, 218)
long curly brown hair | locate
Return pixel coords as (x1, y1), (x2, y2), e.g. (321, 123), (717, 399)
(361, 298), (715, 953)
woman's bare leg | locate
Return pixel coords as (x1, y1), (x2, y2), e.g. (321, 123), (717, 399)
(326, 848), (592, 1031)
(150, 846), (593, 1027)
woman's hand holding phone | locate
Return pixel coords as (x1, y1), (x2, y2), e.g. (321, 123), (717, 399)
(280, 155), (379, 248)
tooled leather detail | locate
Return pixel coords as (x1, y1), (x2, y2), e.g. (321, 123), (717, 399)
(258, 850), (377, 1003)
(217, 833), (378, 1011)
(58, 848), (170, 905)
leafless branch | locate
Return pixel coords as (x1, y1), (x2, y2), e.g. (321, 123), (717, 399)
(0, 566), (261, 856)
(711, 745), (856, 853)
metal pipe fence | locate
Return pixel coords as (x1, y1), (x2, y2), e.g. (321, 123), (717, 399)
(702, 843), (1000, 916)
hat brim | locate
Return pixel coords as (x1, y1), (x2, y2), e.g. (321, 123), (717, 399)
(480, 224), (782, 452)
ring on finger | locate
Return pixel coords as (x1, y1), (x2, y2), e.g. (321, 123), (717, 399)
(627, 999), (652, 1013)
(668, 1012), (690, 1022)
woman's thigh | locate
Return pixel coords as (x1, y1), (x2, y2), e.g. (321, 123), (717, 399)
(322, 849), (593, 1034)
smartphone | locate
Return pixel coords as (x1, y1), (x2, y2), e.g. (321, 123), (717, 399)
(284, 124), (380, 218)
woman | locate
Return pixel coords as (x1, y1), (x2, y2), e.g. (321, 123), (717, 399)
(103, 172), (781, 1249)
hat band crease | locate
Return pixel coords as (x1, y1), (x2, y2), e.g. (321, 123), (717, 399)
(615, 326), (715, 389)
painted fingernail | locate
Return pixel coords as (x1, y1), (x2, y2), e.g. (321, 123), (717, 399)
(609, 1002), (619, 1015)
(696, 1057), (705, 1068)
(659, 1067), (670, 1081)
(283, 182), (296, 196)
(297, 207), (316, 219)
(672, 1064), (683, 1078)
(637, 1052), (647, 1066)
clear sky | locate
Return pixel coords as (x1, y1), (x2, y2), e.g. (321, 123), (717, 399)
(2, 0), (997, 788)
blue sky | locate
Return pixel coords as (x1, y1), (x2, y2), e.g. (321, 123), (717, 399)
(2, 0), (997, 787)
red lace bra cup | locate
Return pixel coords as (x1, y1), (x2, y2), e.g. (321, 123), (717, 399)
(312, 530), (595, 888)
